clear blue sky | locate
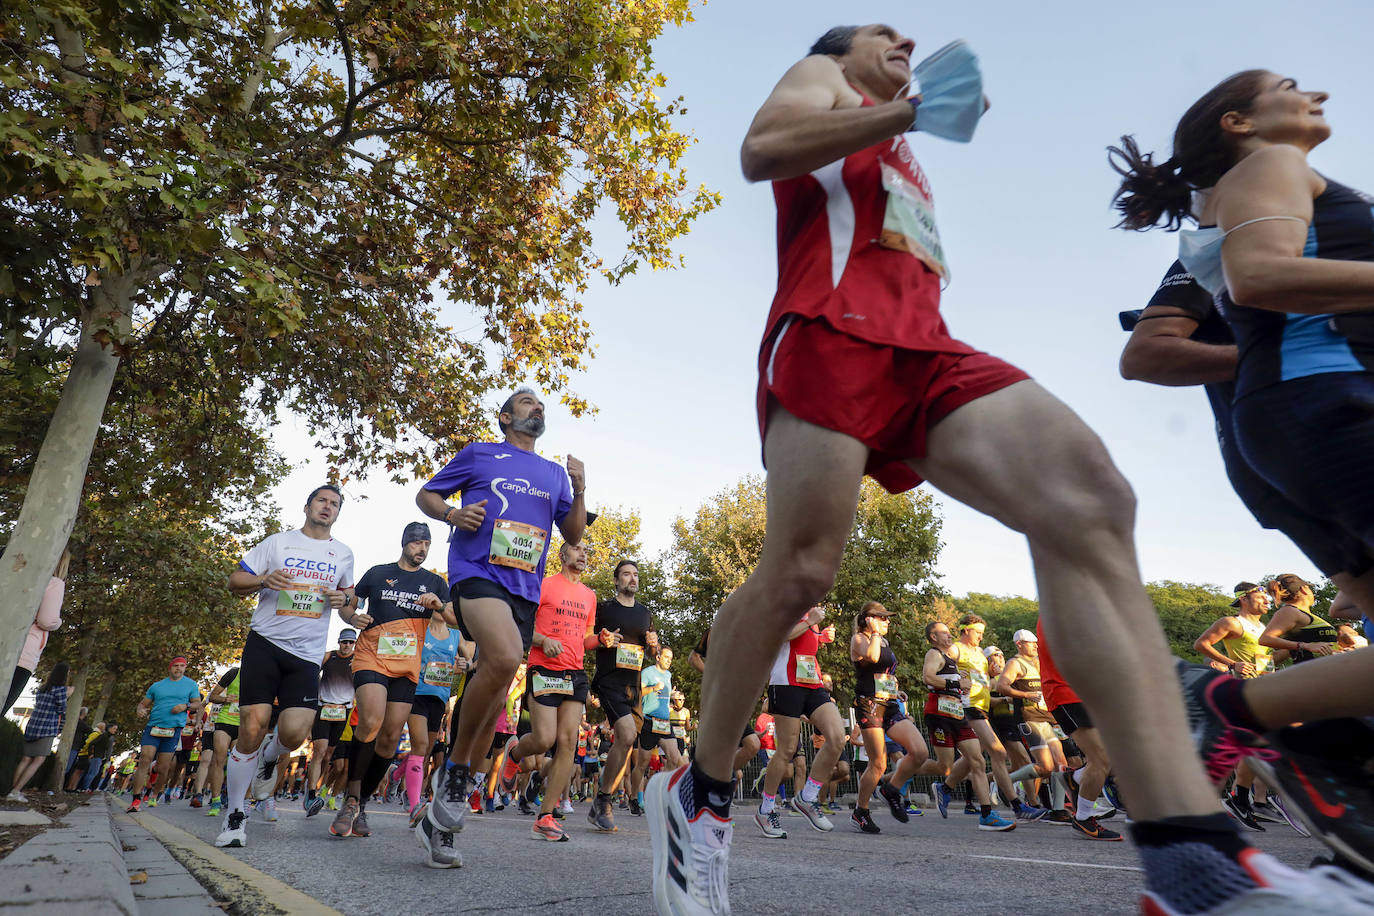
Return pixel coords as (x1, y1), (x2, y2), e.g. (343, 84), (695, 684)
(269, 0), (1374, 632)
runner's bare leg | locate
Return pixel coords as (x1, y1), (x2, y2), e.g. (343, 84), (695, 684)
(909, 380), (1217, 820)
(693, 407), (866, 782)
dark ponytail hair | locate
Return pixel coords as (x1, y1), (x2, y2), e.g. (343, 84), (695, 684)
(1109, 69), (1270, 231)
(44, 662), (69, 689)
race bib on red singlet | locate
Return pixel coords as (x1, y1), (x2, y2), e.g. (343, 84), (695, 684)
(936, 695), (963, 718)
(877, 143), (950, 285)
(794, 654), (821, 686)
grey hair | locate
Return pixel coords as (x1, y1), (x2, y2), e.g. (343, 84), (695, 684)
(809, 25), (859, 57)
(498, 386), (539, 435)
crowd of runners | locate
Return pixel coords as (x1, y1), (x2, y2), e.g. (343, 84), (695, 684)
(91, 18), (1374, 916)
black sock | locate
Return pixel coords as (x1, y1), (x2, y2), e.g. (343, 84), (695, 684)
(855, 806), (869, 816)
(359, 753), (394, 803)
(685, 760), (733, 819)
(349, 738), (374, 786)
(1278, 718), (1374, 762)
(1207, 677), (1265, 733)
(1131, 814), (1256, 912)
(307, 788), (316, 801)
(1130, 813), (1246, 855)
(981, 804), (992, 817)
(1233, 785), (1251, 806)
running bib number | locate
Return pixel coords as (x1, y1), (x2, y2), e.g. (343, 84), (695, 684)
(489, 519), (548, 573)
(1052, 725), (1068, 741)
(615, 644), (644, 671)
(222, 703), (239, 718)
(320, 704), (347, 722)
(794, 654), (822, 686)
(968, 667), (989, 687)
(149, 726), (175, 738)
(873, 673), (899, 701)
(378, 634), (419, 657)
(531, 672), (574, 698)
(936, 695), (963, 718)
(877, 155), (950, 285)
(423, 661), (454, 687)
(651, 718), (672, 736)
(275, 583), (325, 618)
(672, 725), (687, 739)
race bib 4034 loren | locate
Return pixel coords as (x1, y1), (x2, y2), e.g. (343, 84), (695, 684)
(489, 520), (548, 573)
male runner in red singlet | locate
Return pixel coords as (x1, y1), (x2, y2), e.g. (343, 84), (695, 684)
(648, 23), (1258, 916)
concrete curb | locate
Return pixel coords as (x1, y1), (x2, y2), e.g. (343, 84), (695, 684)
(131, 810), (343, 916)
(0, 797), (137, 914)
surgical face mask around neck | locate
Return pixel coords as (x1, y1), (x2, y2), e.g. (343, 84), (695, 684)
(1178, 216), (1308, 296)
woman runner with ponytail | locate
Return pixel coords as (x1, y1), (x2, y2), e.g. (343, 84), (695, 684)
(1112, 71), (1374, 893)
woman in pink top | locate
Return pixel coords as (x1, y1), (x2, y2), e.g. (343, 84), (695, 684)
(3, 550), (68, 717)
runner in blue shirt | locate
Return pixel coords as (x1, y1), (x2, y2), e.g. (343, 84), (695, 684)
(416, 387), (587, 852)
(127, 656), (202, 812)
(633, 647), (681, 810)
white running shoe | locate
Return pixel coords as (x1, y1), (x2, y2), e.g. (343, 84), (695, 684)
(261, 796), (277, 822)
(558, 798), (575, 816)
(791, 797), (833, 832)
(415, 815), (462, 868)
(647, 765), (731, 915)
(1141, 851), (1374, 915)
(214, 809), (248, 848)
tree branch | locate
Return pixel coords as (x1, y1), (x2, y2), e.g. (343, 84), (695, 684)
(321, 0), (357, 145)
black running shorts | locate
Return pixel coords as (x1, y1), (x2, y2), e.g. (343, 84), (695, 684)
(238, 630), (322, 710)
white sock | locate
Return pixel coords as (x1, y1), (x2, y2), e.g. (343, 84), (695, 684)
(225, 748), (259, 815)
(1075, 795), (1095, 820)
(260, 732), (288, 764)
(1074, 766), (1088, 785)
(802, 778), (822, 804)
(759, 791), (775, 815)
(1008, 763), (1040, 783)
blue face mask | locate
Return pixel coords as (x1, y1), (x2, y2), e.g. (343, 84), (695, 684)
(910, 40), (984, 143)
(1178, 216), (1307, 296)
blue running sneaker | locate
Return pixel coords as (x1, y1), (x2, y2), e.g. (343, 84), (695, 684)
(978, 810), (1016, 832)
(934, 782), (951, 819)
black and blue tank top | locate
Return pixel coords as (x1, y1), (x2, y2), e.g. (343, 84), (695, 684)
(1221, 177), (1374, 398)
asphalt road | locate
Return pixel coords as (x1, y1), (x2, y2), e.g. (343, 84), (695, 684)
(138, 793), (1331, 915)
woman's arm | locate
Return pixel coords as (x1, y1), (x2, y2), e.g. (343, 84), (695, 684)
(1219, 145), (1374, 312)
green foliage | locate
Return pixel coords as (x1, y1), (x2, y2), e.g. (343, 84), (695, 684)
(1, 0), (718, 481)
(658, 477), (944, 710)
(951, 593), (1041, 653)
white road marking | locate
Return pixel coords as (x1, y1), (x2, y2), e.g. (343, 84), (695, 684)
(969, 854), (1142, 872)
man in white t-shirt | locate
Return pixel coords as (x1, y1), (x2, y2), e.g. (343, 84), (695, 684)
(214, 485), (355, 848)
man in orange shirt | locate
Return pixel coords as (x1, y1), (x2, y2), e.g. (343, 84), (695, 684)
(501, 540), (598, 842)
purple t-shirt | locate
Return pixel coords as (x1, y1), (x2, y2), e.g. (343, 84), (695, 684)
(423, 442), (573, 604)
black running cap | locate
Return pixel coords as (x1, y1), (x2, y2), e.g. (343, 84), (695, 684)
(1231, 582), (1260, 607)
(402, 521), (432, 545)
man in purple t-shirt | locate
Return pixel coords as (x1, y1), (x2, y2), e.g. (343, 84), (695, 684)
(415, 386), (586, 853)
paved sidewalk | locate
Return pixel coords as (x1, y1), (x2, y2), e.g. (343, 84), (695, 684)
(0, 795), (222, 915)
(0, 796), (137, 914)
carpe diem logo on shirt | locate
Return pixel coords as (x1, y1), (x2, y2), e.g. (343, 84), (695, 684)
(488, 478), (552, 515)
